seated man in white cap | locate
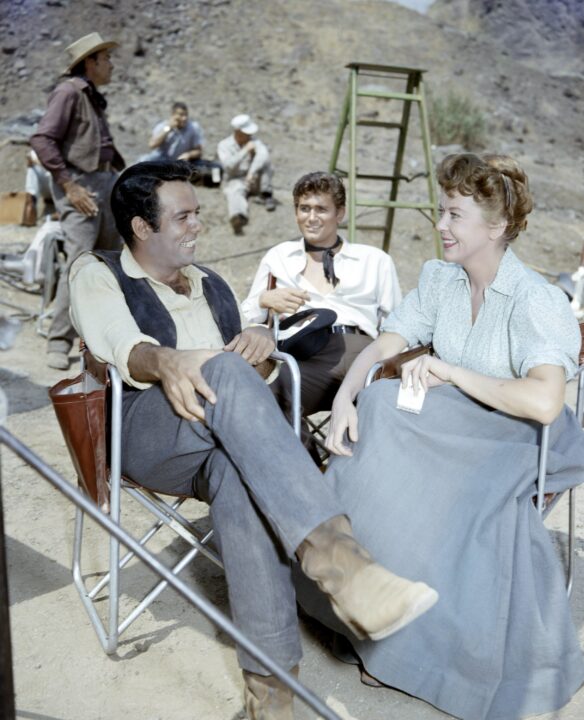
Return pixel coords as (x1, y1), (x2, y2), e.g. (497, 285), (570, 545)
(217, 114), (275, 235)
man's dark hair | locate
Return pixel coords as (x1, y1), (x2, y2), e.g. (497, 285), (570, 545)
(292, 172), (346, 210)
(110, 160), (193, 246)
(172, 101), (188, 114)
(69, 51), (98, 77)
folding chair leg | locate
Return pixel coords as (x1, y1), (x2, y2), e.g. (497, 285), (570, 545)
(125, 487), (223, 569)
(72, 505), (120, 654)
(567, 487), (576, 597)
(119, 535), (212, 634)
(89, 497), (186, 599)
(72, 492), (223, 654)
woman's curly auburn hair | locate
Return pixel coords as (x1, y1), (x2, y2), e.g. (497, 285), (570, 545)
(437, 153), (534, 242)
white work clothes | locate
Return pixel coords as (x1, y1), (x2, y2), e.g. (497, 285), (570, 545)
(217, 134), (273, 219)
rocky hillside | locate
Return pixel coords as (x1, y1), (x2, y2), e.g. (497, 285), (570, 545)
(430, 0), (584, 74)
(0, 0), (583, 293)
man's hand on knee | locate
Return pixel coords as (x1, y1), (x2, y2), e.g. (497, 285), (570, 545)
(224, 326), (275, 366)
(128, 344), (219, 422)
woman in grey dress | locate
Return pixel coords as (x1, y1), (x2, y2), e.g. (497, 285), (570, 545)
(301, 153), (584, 719)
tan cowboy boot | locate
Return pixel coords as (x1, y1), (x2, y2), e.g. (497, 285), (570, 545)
(243, 666), (299, 720)
(297, 515), (438, 641)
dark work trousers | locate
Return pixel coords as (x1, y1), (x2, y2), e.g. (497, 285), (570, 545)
(270, 333), (372, 456)
(119, 352), (343, 673)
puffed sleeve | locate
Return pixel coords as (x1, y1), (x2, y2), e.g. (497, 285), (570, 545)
(509, 282), (580, 379)
(380, 259), (446, 346)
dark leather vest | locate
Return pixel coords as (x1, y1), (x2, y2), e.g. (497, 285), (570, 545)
(93, 250), (242, 347)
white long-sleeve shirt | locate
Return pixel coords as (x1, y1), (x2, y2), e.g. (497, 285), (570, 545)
(217, 134), (270, 180)
(241, 238), (402, 338)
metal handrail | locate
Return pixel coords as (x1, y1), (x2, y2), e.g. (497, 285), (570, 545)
(0, 427), (341, 720)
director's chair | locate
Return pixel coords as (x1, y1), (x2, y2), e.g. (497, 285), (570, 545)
(56, 349), (301, 655)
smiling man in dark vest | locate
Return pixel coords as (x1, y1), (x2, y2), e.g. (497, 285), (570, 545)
(68, 160), (437, 720)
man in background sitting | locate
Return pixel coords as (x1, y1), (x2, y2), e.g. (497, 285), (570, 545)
(142, 101), (221, 186)
(217, 113), (275, 235)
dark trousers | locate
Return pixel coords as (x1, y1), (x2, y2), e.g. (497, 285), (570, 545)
(49, 170), (121, 354)
(270, 333), (372, 454)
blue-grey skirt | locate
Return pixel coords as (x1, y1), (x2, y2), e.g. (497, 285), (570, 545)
(297, 380), (584, 720)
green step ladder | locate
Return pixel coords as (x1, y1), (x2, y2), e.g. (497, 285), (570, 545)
(329, 62), (441, 257)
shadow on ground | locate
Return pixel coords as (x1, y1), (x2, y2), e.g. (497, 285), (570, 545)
(0, 367), (50, 415)
(6, 536), (70, 605)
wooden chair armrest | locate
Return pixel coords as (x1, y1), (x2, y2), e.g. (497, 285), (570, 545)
(79, 339), (109, 385)
(373, 344), (433, 381)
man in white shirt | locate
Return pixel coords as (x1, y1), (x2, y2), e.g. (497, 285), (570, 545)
(242, 171), (402, 443)
(68, 160), (436, 720)
(217, 113), (275, 235)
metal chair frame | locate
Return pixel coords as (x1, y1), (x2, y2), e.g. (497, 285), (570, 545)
(73, 351), (301, 655)
(365, 359), (584, 598)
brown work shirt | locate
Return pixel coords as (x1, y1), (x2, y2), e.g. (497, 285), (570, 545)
(30, 76), (124, 187)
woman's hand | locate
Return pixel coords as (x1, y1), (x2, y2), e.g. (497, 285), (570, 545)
(401, 353), (455, 393)
(325, 391), (358, 457)
(402, 354), (566, 425)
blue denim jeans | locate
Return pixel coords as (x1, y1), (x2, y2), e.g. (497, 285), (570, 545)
(120, 352), (343, 673)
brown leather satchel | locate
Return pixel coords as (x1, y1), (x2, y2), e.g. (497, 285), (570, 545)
(373, 344), (433, 381)
(49, 369), (110, 511)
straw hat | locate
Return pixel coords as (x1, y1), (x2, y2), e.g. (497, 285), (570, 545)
(64, 32), (118, 73)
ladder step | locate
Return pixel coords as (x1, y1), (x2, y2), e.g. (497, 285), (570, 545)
(356, 120), (403, 129)
(355, 199), (436, 210)
(356, 174), (395, 181)
(355, 173), (429, 182)
(339, 223), (392, 232)
(332, 171), (429, 183)
(346, 62), (427, 75)
(357, 90), (421, 102)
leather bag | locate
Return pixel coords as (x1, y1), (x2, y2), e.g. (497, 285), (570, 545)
(49, 370), (109, 511)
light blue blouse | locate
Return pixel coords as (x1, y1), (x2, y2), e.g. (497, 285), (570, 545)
(381, 248), (580, 379)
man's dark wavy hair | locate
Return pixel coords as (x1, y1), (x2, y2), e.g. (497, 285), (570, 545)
(110, 160), (193, 247)
(292, 171), (346, 210)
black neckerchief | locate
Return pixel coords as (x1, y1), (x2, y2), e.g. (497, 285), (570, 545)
(304, 236), (342, 287)
(83, 77), (108, 111)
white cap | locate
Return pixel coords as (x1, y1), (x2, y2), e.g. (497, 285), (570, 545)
(231, 114), (258, 135)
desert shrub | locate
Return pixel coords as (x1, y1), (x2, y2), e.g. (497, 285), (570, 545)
(428, 91), (486, 149)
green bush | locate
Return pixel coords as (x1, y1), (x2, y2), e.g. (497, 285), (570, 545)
(428, 91), (486, 149)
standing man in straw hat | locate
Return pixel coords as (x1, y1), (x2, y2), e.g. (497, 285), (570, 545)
(31, 32), (125, 370)
(217, 114), (275, 235)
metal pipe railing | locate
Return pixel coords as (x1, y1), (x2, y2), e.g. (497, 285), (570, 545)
(0, 426), (341, 720)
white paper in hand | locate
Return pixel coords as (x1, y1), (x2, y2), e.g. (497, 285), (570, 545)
(396, 376), (426, 414)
